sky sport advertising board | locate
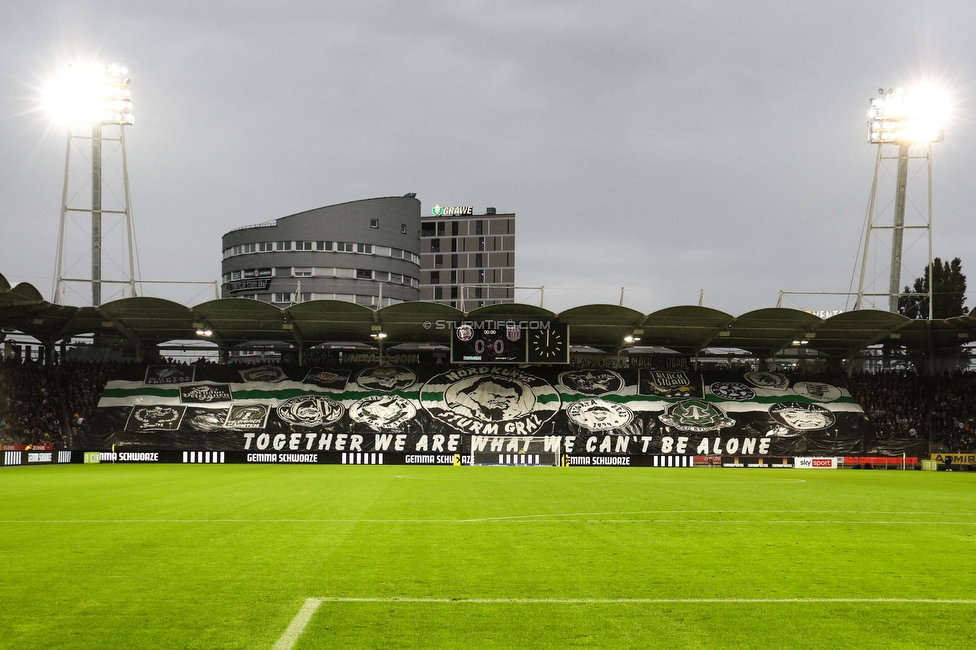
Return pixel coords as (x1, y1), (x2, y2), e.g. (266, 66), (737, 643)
(75, 364), (922, 461)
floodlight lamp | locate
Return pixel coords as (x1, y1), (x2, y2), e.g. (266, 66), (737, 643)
(868, 84), (948, 144)
(196, 329), (213, 337)
(43, 62), (134, 126)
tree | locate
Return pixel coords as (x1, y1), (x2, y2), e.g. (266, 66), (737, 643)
(898, 257), (969, 319)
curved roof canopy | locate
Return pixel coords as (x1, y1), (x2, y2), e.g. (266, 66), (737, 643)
(2, 277), (974, 358)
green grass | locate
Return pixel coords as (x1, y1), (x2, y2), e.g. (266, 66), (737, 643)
(1, 465), (974, 649)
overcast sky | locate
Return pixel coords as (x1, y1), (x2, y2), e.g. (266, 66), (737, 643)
(1, 1), (974, 315)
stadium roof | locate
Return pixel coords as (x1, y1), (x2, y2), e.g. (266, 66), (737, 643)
(2, 272), (974, 358)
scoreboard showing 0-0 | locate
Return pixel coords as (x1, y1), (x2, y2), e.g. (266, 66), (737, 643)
(451, 322), (569, 364)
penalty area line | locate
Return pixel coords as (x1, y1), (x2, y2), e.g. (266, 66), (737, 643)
(308, 596), (976, 605)
(273, 595), (976, 646)
(272, 598), (322, 650)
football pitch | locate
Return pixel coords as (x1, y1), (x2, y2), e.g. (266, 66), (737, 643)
(1, 465), (974, 649)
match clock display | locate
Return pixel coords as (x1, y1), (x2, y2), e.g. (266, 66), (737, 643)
(527, 323), (569, 364)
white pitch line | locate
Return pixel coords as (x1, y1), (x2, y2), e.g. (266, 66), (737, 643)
(0, 513), (976, 526)
(587, 520), (976, 525)
(309, 596), (976, 605)
(272, 598), (322, 650)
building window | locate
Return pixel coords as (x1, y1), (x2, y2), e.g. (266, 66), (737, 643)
(451, 254), (458, 268)
(450, 285), (458, 299)
(450, 270), (457, 284)
(243, 243), (255, 253)
(336, 242), (354, 252)
(434, 254), (443, 268)
(277, 241), (292, 251)
(370, 218), (379, 229)
(357, 243), (372, 254)
(258, 242), (274, 252)
(434, 286), (443, 300)
(421, 223), (436, 237)
(475, 287), (483, 299)
(258, 268), (272, 277)
(475, 220), (483, 235)
(316, 241), (331, 251)
(401, 223), (407, 234)
(452, 221), (459, 236)
(430, 239), (440, 253)
(356, 269), (373, 280)
(437, 222), (445, 236)
(374, 271), (389, 281)
(478, 269), (485, 283)
(475, 253), (483, 268)
(295, 241), (313, 251)
(430, 271), (440, 284)
(390, 273), (403, 284)
(478, 237), (486, 251)
(233, 245), (242, 255)
(293, 267), (313, 277)
(272, 293), (292, 304)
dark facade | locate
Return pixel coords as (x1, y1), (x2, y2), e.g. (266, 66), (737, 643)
(418, 206), (516, 308)
(221, 195), (422, 307)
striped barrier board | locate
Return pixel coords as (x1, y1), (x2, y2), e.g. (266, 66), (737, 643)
(651, 455), (694, 467)
(341, 452), (384, 465)
(183, 451), (226, 464)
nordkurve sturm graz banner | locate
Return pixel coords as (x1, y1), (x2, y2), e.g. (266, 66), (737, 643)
(81, 365), (911, 456)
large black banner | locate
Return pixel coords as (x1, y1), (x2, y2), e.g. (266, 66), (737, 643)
(80, 365), (913, 456)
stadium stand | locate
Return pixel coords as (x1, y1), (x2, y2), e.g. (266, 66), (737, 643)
(1, 357), (974, 453)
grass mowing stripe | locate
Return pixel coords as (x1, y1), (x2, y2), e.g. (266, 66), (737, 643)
(272, 598), (322, 650)
(3, 465), (975, 648)
(0, 517), (976, 526)
(311, 597), (976, 604)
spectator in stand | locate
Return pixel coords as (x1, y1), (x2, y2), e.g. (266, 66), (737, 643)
(848, 370), (976, 452)
(2, 358), (976, 452)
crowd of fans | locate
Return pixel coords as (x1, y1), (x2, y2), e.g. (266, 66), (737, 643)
(0, 361), (124, 447)
(2, 358), (975, 452)
(842, 370), (976, 451)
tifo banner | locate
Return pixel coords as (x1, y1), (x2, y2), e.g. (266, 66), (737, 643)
(80, 365), (903, 456)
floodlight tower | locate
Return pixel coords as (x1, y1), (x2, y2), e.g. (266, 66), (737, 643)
(47, 63), (136, 306)
(855, 86), (947, 317)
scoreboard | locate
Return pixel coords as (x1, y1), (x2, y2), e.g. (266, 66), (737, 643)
(451, 323), (569, 364)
